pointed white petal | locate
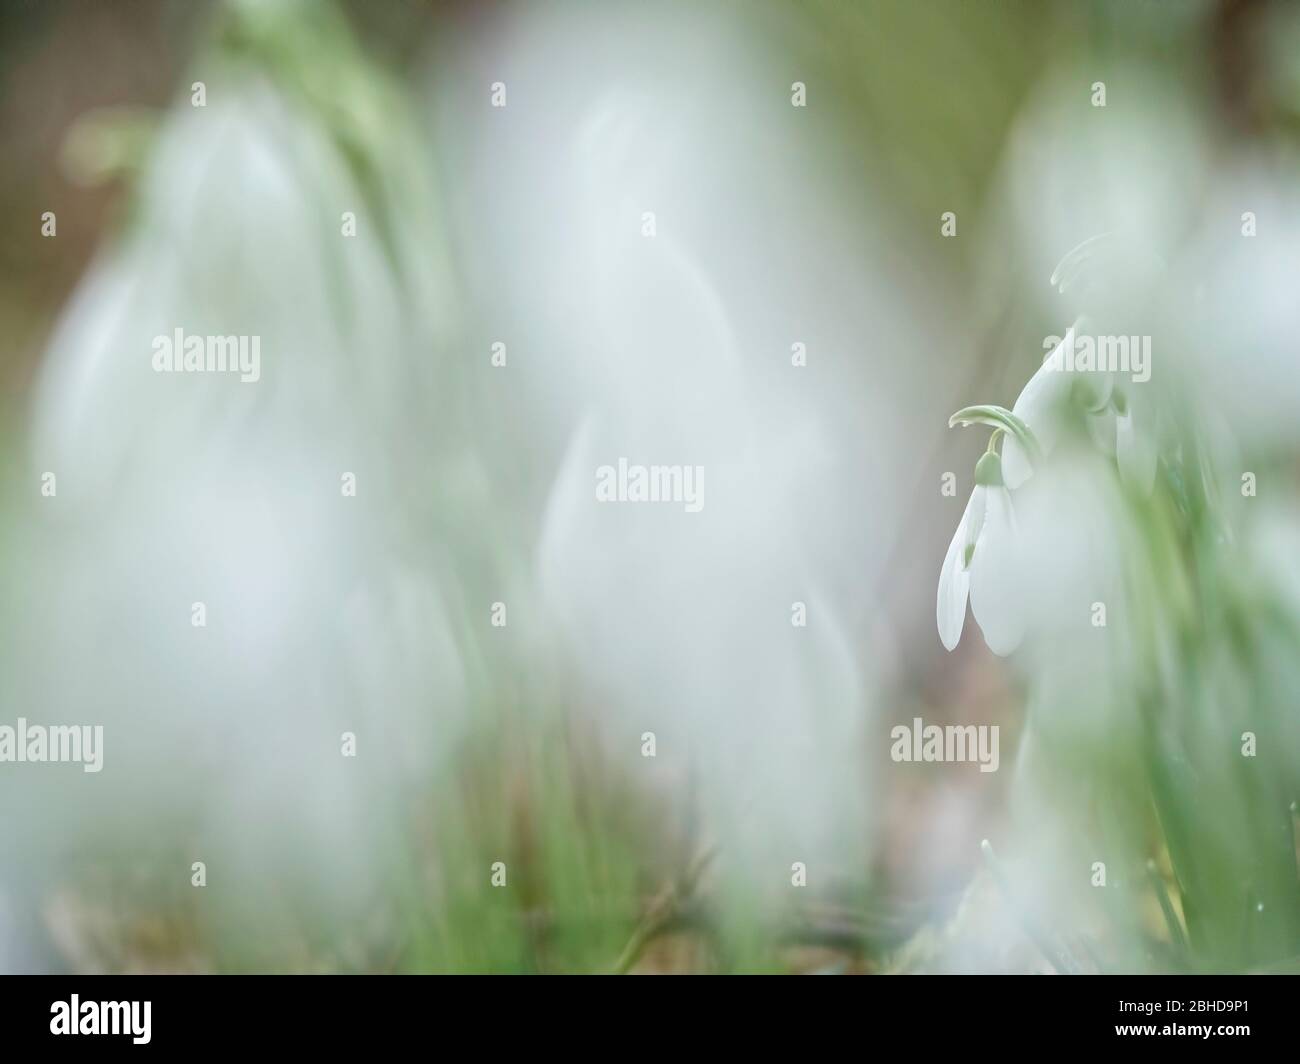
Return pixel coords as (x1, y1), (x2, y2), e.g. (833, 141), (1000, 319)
(969, 487), (1025, 656)
(937, 501), (973, 651)
(961, 484), (987, 569)
(1000, 435), (1033, 491)
(1003, 333), (1073, 488)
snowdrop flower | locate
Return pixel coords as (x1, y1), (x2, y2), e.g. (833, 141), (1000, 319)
(937, 444), (1026, 656)
(1000, 322), (1156, 495)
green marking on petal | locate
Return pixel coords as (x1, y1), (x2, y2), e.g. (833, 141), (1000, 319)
(974, 450), (1003, 487)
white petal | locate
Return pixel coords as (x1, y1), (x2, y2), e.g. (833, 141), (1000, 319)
(962, 484), (987, 568)
(1116, 403), (1156, 494)
(936, 501), (973, 651)
(999, 436), (1033, 490)
(1087, 405), (1117, 457)
(969, 487), (1025, 656)
(1003, 334), (1073, 489)
(1077, 368), (1115, 414)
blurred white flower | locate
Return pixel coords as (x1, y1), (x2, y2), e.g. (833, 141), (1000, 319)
(1001, 66), (1206, 299)
(15, 26), (467, 914)
(937, 449), (1024, 656)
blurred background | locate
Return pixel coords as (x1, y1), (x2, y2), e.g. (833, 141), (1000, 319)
(0, 0), (1297, 973)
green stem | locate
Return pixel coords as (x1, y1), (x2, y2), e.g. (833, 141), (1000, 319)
(1147, 859), (1190, 961)
(949, 405), (1042, 468)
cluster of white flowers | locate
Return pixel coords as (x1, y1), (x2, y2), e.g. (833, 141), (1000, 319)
(937, 321), (1156, 657)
